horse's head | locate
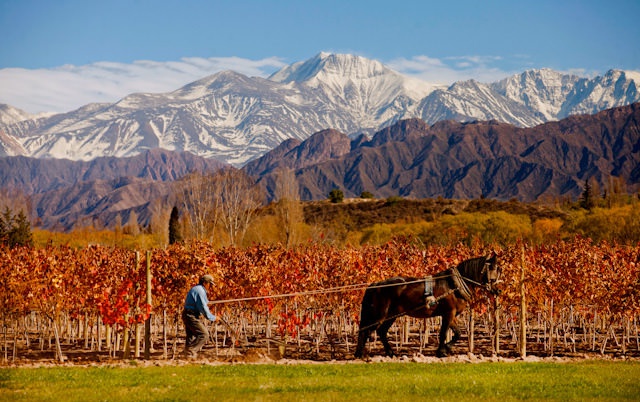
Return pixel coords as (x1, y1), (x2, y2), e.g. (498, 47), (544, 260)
(482, 253), (501, 295)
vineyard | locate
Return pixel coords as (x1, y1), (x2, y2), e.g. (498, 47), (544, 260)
(1, 237), (639, 365)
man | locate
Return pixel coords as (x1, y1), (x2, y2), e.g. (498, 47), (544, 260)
(182, 274), (217, 359)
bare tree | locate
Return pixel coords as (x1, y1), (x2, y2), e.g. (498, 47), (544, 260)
(124, 210), (140, 235)
(176, 172), (221, 242)
(113, 213), (123, 246)
(273, 168), (303, 248)
(218, 169), (264, 247)
(175, 169), (263, 246)
(148, 198), (172, 246)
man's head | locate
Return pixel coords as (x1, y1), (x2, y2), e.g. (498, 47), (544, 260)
(199, 275), (214, 286)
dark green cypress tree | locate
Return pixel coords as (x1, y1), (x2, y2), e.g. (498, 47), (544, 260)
(580, 178), (595, 210)
(168, 206), (182, 244)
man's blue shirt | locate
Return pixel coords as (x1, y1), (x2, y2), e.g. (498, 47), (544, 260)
(184, 284), (216, 321)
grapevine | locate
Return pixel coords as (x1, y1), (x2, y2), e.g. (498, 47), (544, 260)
(0, 237), (639, 362)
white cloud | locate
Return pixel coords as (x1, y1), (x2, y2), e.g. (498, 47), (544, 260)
(0, 57), (286, 114)
(1, 53), (599, 116)
(387, 55), (518, 85)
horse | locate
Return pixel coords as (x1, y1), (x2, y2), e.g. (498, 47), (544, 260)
(354, 254), (501, 358)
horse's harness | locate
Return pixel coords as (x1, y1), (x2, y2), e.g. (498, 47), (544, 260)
(424, 260), (498, 305)
(358, 268), (476, 333)
(424, 267), (472, 305)
(358, 259), (500, 333)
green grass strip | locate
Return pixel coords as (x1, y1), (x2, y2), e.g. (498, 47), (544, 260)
(2, 360), (639, 401)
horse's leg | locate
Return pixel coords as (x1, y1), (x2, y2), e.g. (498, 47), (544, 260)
(354, 327), (371, 358)
(445, 319), (461, 350)
(436, 312), (454, 357)
(377, 318), (396, 357)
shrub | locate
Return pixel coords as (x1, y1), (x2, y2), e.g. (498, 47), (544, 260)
(328, 189), (344, 203)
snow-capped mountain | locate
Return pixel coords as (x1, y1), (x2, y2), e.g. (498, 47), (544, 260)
(417, 79), (544, 127)
(561, 69), (640, 117)
(1, 53), (639, 165)
(0, 104), (34, 125)
(491, 68), (581, 120)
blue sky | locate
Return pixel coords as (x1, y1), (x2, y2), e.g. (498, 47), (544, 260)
(1, 0), (639, 114)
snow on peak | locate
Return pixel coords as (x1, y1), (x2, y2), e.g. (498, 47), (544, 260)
(491, 69), (582, 120)
(0, 104), (34, 125)
(624, 70), (640, 84)
(269, 52), (389, 84)
(4, 52), (639, 166)
(269, 52), (437, 102)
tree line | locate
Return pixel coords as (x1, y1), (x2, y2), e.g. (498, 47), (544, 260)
(4, 166), (640, 250)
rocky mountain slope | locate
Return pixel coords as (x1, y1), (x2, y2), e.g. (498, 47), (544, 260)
(1, 104), (638, 230)
(0, 149), (226, 230)
(250, 103), (640, 202)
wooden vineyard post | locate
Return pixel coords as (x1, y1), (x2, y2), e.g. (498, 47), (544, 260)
(134, 323), (141, 358)
(519, 244), (527, 357)
(134, 251), (141, 358)
(123, 324), (131, 359)
(468, 308), (475, 354)
(144, 250), (152, 359)
(493, 295), (500, 356)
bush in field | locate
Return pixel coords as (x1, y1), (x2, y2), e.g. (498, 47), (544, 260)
(566, 204), (640, 244)
(531, 218), (564, 244)
(328, 189), (344, 203)
(413, 211), (531, 246)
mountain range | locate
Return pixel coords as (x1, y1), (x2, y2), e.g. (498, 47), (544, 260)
(0, 52), (639, 231)
(0, 149), (225, 230)
(1, 53), (639, 166)
(1, 103), (638, 231)
(247, 103), (640, 202)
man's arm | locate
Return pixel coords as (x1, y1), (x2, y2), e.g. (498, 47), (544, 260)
(195, 286), (216, 321)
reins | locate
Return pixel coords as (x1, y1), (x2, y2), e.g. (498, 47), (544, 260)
(208, 269), (488, 306)
(208, 277), (435, 305)
(208, 268), (490, 334)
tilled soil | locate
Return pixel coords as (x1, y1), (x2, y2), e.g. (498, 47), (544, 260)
(4, 335), (638, 367)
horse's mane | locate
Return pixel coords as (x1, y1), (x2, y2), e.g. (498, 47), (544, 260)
(455, 255), (488, 282)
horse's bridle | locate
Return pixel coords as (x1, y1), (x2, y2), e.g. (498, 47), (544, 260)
(462, 259), (501, 294)
(481, 259), (501, 294)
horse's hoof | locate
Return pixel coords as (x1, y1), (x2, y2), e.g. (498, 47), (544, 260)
(436, 349), (448, 358)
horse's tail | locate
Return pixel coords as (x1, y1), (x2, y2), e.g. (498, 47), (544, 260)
(355, 284), (380, 358)
(355, 277), (405, 358)
(358, 285), (377, 331)
(358, 277), (405, 331)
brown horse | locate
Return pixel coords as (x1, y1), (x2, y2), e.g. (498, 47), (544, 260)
(354, 254), (501, 358)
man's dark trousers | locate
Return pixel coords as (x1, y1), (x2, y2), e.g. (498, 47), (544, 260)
(182, 309), (209, 357)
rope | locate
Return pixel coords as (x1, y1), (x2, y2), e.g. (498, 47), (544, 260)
(209, 282), (368, 305)
(208, 277), (442, 305)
